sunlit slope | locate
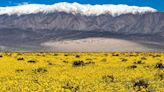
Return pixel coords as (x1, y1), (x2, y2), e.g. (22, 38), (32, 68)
(0, 52), (164, 91)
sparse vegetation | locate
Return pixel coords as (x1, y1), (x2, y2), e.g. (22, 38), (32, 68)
(15, 69), (24, 73)
(134, 60), (144, 64)
(133, 78), (149, 91)
(102, 75), (114, 83)
(128, 65), (137, 69)
(27, 60), (37, 63)
(32, 67), (48, 74)
(155, 62), (164, 69)
(72, 60), (85, 67)
(17, 57), (24, 61)
(62, 82), (80, 92)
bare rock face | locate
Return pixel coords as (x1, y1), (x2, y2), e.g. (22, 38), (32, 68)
(0, 12), (164, 35)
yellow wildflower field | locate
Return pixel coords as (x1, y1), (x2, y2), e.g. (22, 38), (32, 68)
(0, 52), (164, 92)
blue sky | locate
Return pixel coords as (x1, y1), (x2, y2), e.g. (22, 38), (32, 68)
(0, 0), (163, 11)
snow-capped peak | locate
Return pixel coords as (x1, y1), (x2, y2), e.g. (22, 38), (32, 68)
(0, 2), (157, 16)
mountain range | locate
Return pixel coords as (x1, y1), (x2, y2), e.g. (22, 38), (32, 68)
(0, 2), (164, 52)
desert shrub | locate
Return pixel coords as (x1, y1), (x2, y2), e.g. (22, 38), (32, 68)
(129, 54), (134, 56)
(128, 65), (137, 69)
(36, 54), (41, 56)
(158, 74), (164, 80)
(27, 60), (37, 63)
(62, 82), (80, 92)
(17, 57), (24, 61)
(134, 60), (144, 64)
(112, 54), (119, 56)
(15, 69), (24, 73)
(155, 73), (164, 80)
(32, 67), (48, 74)
(72, 60), (85, 67)
(64, 54), (68, 56)
(155, 63), (164, 69)
(121, 58), (128, 62)
(102, 75), (114, 83)
(63, 60), (69, 63)
(53, 53), (58, 56)
(0, 55), (3, 58)
(86, 58), (92, 61)
(104, 54), (108, 56)
(144, 65), (152, 69)
(101, 58), (107, 62)
(85, 61), (95, 65)
(72, 60), (95, 67)
(141, 57), (147, 60)
(17, 53), (23, 56)
(152, 54), (161, 58)
(75, 55), (80, 58)
(133, 78), (149, 91)
(47, 61), (54, 65)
